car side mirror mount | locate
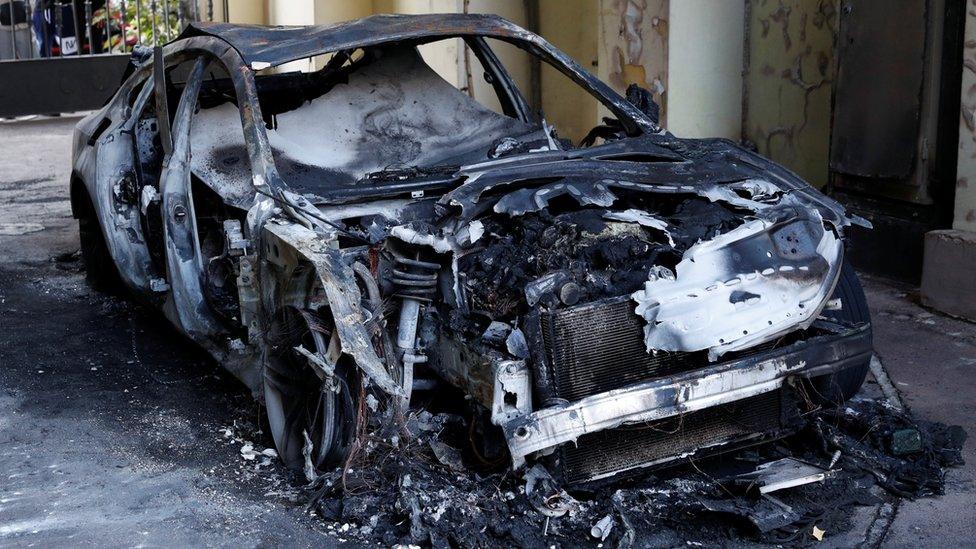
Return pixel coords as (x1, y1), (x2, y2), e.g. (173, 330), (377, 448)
(625, 83), (660, 125)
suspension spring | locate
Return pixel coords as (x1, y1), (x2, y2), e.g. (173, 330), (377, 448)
(391, 257), (439, 301)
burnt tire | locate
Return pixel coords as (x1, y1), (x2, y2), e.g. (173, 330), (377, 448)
(77, 195), (123, 294)
(263, 307), (359, 475)
(810, 259), (872, 405)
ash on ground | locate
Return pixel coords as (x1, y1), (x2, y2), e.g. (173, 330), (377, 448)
(295, 397), (965, 547)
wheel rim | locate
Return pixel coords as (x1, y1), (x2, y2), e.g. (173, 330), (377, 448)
(264, 306), (354, 473)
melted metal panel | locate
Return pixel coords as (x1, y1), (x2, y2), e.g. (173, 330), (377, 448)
(263, 222), (404, 397)
(829, 0), (926, 178)
(190, 47), (536, 206)
(632, 208), (843, 359)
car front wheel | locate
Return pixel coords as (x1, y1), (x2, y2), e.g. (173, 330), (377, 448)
(263, 306), (360, 477)
(810, 259), (872, 405)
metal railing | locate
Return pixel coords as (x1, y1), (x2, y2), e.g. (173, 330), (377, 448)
(0, 1), (226, 116)
(0, 0), (224, 61)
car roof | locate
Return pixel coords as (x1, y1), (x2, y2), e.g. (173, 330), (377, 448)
(180, 13), (537, 69)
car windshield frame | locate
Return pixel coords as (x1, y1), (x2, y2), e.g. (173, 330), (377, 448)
(183, 18), (657, 138)
(152, 20), (660, 205)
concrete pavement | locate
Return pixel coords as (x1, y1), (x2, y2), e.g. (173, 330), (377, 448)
(862, 276), (976, 548)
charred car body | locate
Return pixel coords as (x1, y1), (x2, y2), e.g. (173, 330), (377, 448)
(70, 14), (872, 483)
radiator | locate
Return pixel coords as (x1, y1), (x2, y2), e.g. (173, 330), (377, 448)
(539, 296), (792, 401)
(540, 297), (707, 401)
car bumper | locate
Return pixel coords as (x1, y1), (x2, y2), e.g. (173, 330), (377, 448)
(501, 319), (873, 469)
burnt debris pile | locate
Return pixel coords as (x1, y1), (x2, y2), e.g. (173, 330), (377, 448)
(809, 399), (967, 499)
(456, 196), (742, 321)
(459, 210), (667, 318)
(301, 398), (965, 547)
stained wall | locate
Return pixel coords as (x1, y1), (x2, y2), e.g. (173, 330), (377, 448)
(742, 0), (839, 188)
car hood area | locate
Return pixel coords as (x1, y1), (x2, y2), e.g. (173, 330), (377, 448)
(316, 136), (855, 363)
(254, 138), (871, 478)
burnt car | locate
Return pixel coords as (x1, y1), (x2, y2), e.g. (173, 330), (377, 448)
(70, 14), (872, 483)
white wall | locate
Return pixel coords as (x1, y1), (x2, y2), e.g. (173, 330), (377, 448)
(666, 0), (745, 139)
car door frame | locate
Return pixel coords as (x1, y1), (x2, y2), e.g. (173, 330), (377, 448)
(152, 55), (229, 341)
(108, 38), (283, 347)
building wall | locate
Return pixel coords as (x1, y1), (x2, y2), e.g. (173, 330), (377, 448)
(597, 0), (669, 126)
(742, 0), (839, 188)
(314, 0), (375, 24)
(594, 0), (745, 141)
(539, 0), (600, 143)
(204, 0), (267, 24)
(268, 0), (313, 25)
(955, 0), (976, 231)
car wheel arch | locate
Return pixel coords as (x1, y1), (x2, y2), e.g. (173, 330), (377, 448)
(260, 264), (362, 473)
(69, 172), (94, 220)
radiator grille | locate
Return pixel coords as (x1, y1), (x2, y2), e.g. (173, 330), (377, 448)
(561, 391), (782, 483)
(540, 297), (793, 401)
(541, 297), (707, 401)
